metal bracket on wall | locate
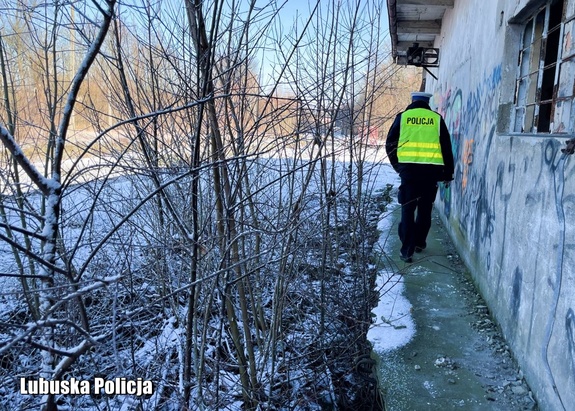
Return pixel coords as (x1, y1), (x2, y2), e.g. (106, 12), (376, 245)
(561, 138), (575, 155)
(423, 67), (438, 81)
(406, 43), (440, 80)
(561, 138), (575, 154)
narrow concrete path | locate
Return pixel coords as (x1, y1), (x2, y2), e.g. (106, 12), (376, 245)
(374, 209), (538, 411)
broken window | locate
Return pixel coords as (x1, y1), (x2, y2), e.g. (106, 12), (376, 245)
(513, 0), (574, 133)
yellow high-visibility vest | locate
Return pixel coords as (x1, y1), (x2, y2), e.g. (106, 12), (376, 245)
(397, 108), (444, 165)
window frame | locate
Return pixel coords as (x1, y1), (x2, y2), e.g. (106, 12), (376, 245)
(512, 0), (566, 134)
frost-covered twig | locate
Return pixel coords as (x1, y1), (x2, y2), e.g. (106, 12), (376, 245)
(0, 125), (52, 195)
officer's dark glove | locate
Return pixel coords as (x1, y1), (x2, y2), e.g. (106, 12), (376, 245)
(443, 173), (454, 182)
(442, 173), (454, 188)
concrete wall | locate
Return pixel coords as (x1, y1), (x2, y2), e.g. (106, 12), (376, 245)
(425, 0), (575, 409)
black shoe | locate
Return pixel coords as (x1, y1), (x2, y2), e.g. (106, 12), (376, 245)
(415, 246), (426, 253)
(400, 253), (413, 263)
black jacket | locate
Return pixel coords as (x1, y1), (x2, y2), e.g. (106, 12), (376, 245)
(385, 100), (454, 182)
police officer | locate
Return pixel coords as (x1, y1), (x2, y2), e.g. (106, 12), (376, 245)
(386, 92), (454, 263)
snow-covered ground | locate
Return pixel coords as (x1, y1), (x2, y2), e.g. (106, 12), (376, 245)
(267, 141), (418, 356)
(0, 141), (418, 410)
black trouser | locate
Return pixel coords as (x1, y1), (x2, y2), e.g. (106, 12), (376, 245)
(397, 179), (438, 257)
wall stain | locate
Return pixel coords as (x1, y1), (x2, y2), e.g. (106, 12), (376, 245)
(567, 309), (575, 377)
(511, 267), (522, 323)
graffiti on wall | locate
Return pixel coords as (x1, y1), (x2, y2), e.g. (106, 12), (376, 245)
(434, 63), (575, 407)
(434, 65), (501, 259)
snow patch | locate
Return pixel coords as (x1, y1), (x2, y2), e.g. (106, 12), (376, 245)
(367, 270), (415, 352)
(368, 203), (416, 352)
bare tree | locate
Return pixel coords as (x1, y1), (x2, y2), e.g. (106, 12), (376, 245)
(0, 1), (405, 409)
(0, 2), (116, 410)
